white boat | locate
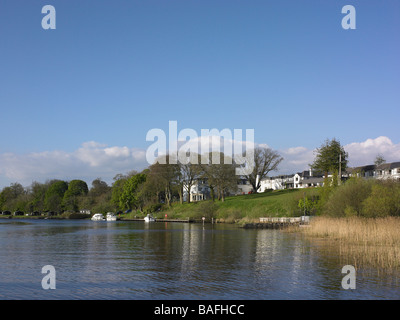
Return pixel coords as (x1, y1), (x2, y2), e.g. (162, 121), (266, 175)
(144, 214), (156, 222)
(106, 212), (117, 221)
(91, 213), (105, 221)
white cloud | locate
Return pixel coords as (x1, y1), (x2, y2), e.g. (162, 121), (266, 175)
(276, 136), (400, 175)
(344, 136), (400, 166)
(1, 136), (399, 188)
(171, 133), (256, 154)
(0, 142), (148, 188)
(278, 147), (315, 175)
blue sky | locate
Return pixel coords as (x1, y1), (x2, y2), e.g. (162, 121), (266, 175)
(0, 0), (399, 187)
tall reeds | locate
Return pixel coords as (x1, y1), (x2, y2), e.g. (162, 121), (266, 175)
(300, 217), (400, 272)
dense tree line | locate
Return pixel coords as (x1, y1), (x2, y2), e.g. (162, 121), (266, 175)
(0, 147), (284, 215)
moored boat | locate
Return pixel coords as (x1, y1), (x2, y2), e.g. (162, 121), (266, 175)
(144, 214), (156, 222)
(91, 213), (105, 221)
(106, 212), (117, 221)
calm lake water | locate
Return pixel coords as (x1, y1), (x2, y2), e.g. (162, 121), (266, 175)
(0, 219), (399, 300)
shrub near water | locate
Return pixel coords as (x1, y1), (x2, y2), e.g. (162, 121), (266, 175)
(302, 179), (400, 271)
(362, 180), (400, 217)
(194, 201), (217, 220)
(322, 177), (373, 217)
(321, 177), (400, 218)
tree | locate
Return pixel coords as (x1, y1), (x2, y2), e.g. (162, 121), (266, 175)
(89, 178), (110, 197)
(244, 147), (284, 192)
(44, 180), (68, 212)
(0, 183), (26, 211)
(179, 154), (202, 203)
(311, 138), (348, 180)
(27, 181), (48, 212)
(298, 196), (316, 216)
(147, 156), (180, 207)
(111, 171), (137, 210)
(63, 180), (89, 211)
(119, 173), (147, 211)
(201, 152), (238, 202)
(374, 154), (386, 167)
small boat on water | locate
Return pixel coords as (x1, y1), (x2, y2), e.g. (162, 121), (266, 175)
(144, 214), (156, 222)
(91, 213), (105, 221)
(106, 212), (117, 221)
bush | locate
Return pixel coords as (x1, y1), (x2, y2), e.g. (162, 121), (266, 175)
(287, 188), (320, 216)
(217, 208), (243, 223)
(322, 177), (373, 217)
(144, 203), (163, 214)
(68, 213), (89, 219)
(194, 201), (217, 220)
(362, 180), (400, 217)
(320, 177), (400, 218)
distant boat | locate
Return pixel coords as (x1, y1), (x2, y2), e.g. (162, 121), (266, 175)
(106, 212), (117, 221)
(144, 214), (156, 222)
(91, 213), (105, 221)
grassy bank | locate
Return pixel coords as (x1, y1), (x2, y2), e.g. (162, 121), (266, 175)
(123, 189), (304, 223)
(297, 216), (400, 271)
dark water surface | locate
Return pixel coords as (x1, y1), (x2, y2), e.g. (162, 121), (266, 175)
(0, 219), (399, 300)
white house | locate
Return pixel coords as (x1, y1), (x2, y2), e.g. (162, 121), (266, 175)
(184, 161), (400, 201)
(259, 175), (294, 191)
(258, 169), (324, 192)
(237, 178), (253, 194)
(184, 177), (253, 202)
(375, 162), (400, 180)
(349, 161), (400, 181)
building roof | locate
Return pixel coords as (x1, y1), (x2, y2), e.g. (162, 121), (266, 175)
(301, 177), (325, 184)
(347, 164), (375, 173)
(375, 162), (400, 170)
(348, 161), (400, 173)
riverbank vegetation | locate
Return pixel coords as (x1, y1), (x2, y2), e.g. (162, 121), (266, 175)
(296, 216), (400, 271)
(1, 169), (399, 223)
(144, 189), (303, 223)
(0, 148), (286, 218)
(1, 138), (399, 224)
(2, 138), (399, 272)
(291, 175), (400, 271)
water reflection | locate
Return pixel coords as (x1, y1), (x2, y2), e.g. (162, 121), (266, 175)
(0, 219), (399, 299)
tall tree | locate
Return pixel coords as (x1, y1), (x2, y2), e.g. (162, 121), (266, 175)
(27, 181), (48, 212)
(179, 153), (202, 203)
(89, 178), (110, 197)
(44, 180), (68, 212)
(374, 154), (386, 167)
(63, 180), (89, 211)
(0, 183), (27, 211)
(244, 147), (284, 192)
(311, 138), (348, 179)
(201, 152), (238, 202)
(147, 156), (180, 207)
(111, 171), (137, 210)
(119, 173), (147, 211)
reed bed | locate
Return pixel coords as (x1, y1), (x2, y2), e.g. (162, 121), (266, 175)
(299, 217), (400, 272)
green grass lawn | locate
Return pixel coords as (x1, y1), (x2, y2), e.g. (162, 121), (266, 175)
(149, 189), (305, 223)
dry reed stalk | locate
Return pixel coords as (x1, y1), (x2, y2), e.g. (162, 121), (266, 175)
(299, 217), (400, 272)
